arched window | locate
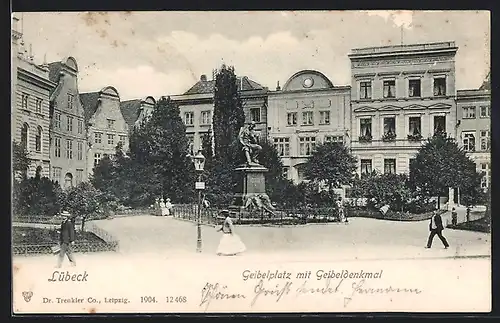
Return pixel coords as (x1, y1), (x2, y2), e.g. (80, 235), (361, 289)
(35, 126), (42, 152)
(64, 173), (73, 189)
(21, 123), (29, 149)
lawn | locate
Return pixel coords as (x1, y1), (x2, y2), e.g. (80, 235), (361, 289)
(12, 227), (118, 255)
(448, 215), (491, 233)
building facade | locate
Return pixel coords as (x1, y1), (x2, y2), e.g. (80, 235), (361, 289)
(11, 16), (56, 178)
(456, 78), (491, 190)
(120, 96), (156, 135)
(267, 70), (351, 183)
(48, 57), (88, 188)
(348, 41), (459, 175)
(80, 87), (129, 176)
(170, 74), (268, 156)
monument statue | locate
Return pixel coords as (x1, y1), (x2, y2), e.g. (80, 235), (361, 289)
(238, 121), (262, 166)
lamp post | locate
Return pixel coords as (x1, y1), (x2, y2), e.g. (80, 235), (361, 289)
(192, 150), (206, 253)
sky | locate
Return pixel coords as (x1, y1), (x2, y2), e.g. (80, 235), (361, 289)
(15, 11), (490, 101)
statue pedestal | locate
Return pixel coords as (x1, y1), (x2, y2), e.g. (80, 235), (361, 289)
(229, 164), (273, 216)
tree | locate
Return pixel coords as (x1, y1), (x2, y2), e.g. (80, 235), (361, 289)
(130, 96), (196, 204)
(62, 182), (102, 231)
(303, 142), (357, 191)
(410, 133), (483, 208)
(213, 64), (245, 164)
(12, 141), (30, 179)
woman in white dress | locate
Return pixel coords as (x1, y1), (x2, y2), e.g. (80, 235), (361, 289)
(216, 211), (246, 256)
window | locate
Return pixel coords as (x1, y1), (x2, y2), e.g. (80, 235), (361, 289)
(299, 137), (316, 156)
(119, 135), (127, 145)
(21, 123), (29, 149)
(287, 112), (297, 126)
(480, 130), (490, 151)
(67, 116), (73, 132)
(107, 119), (115, 129)
(273, 137), (290, 156)
(250, 108), (261, 123)
(201, 110), (211, 125)
(408, 117), (421, 136)
(359, 118), (372, 138)
(408, 79), (421, 97)
(325, 136), (343, 144)
(67, 94), (74, 109)
(383, 80), (396, 98)
(94, 153), (102, 167)
(54, 113), (61, 129)
(282, 167), (289, 179)
(433, 116), (446, 134)
(384, 159), (396, 174)
(184, 112), (194, 126)
(480, 163), (490, 189)
(64, 173), (73, 189)
(319, 111), (330, 125)
(360, 159), (372, 175)
(360, 81), (372, 99)
(35, 98), (43, 113)
(77, 141), (83, 160)
(95, 132), (102, 144)
(107, 134), (114, 146)
(462, 132), (475, 152)
(186, 135), (194, 155)
(66, 140), (73, 159)
(35, 126), (42, 152)
(54, 137), (61, 157)
(463, 106), (476, 119)
(409, 158), (416, 173)
(480, 106), (491, 118)
(433, 77), (446, 96)
(383, 117), (396, 137)
(21, 94), (29, 110)
(52, 167), (62, 183)
(302, 111), (314, 125)
(77, 120), (83, 134)
(76, 169), (84, 185)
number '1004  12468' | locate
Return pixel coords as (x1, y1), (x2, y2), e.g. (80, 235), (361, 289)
(140, 296), (157, 303)
(166, 296), (188, 303)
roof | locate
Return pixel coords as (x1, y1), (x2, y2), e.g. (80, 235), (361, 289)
(183, 76), (264, 95)
(79, 92), (101, 122)
(120, 99), (142, 129)
(479, 72), (490, 91)
(48, 62), (63, 83)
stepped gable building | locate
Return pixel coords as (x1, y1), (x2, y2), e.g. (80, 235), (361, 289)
(348, 41), (459, 175)
(267, 70), (351, 183)
(80, 87), (129, 175)
(119, 96), (156, 134)
(11, 16), (56, 178)
(47, 57), (88, 188)
(456, 72), (491, 191)
(170, 73), (268, 155)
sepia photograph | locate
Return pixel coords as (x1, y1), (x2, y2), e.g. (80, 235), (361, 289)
(11, 10), (491, 314)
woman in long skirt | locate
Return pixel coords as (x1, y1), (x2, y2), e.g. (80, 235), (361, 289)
(216, 211), (246, 256)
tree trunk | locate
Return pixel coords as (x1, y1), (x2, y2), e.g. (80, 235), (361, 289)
(437, 194), (441, 210)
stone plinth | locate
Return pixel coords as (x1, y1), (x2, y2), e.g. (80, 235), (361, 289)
(229, 164), (273, 215)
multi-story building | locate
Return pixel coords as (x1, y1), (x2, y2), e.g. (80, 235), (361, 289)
(170, 74), (268, 155)
(267, 70), (351, 183)
(120, 96), (156, 135)
(80, 87), (129, 175)
(47, 57), (88, 188)
(456, 72), (491, 190)
(11, 16), (56, 178)
(348, 41), (459, 175)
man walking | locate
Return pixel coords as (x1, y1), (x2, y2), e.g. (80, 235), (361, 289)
(56, 210), (76, 268)
(425, 211), (449, 249)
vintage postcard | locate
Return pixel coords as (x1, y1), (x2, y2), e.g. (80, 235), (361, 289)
(11, 10), (491, 314)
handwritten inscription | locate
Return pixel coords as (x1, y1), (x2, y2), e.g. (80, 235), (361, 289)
(200, 283), (246, 310)
(251, 279), (293, 306)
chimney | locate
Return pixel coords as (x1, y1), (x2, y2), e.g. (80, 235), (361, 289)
(276, 81), (281, 91)
(200, 74), (207, 82)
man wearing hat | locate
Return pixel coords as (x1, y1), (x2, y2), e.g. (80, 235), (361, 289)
(56, 210), (76, 267)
